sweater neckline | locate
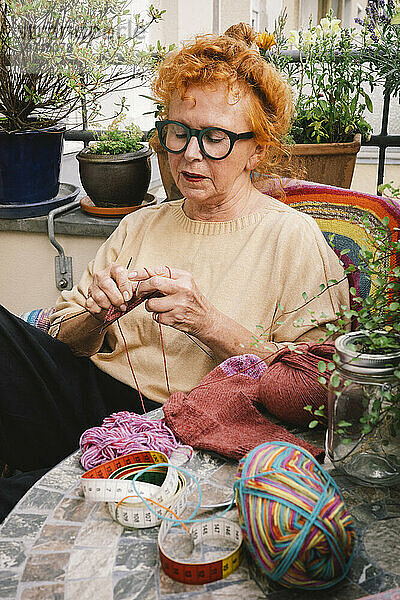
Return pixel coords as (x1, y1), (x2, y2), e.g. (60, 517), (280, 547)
(169, 199), (268, 235)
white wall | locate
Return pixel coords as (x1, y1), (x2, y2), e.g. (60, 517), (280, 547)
(299, 0), (319, 26)
(265, 0), (284, 31)
(0, 232), (104, 315)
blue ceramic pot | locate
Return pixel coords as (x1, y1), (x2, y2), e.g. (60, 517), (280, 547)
(0, 124), (65, 205)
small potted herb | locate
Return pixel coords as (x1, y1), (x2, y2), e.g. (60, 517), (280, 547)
(77, 110), (152, 209)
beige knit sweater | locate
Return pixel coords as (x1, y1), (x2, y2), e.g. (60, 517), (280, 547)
(49, 197), (349, 403)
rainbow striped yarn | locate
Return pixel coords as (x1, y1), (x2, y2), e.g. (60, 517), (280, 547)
(234, 442), (355, 590)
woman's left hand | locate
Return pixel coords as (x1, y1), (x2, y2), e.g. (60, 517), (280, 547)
(131, 266), (215, 337)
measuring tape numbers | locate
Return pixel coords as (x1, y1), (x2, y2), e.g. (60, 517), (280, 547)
(81, 451), (243, 583)
(158, 517), (243, 584)
(81, 450), (177, 502)
(81, 450), (183, 528)
(109, 472), (188, 529)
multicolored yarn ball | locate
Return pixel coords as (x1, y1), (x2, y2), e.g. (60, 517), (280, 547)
(234, 442), (355, 590)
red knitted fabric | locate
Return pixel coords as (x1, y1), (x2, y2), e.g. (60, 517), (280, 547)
(258, 342), (335, 425)
(163, 358), (323, 461)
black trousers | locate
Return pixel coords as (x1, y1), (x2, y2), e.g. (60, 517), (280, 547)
(0, 304), (160, 520)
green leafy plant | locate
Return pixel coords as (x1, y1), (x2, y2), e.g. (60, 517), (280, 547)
(379, 180), (400, 200)
(88, 105), (143, 155)
(0, 0), (168, 131)
(257, 10), (374, 144)
(307, 211), (400, 436)
(252, 207), (400, 438)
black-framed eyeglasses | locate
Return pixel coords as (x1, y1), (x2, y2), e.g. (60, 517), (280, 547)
(155, 120), (254, 160)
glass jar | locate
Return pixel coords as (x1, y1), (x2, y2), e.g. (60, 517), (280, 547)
(326, 332), (400, 486)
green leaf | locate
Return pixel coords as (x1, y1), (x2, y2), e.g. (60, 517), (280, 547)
(309, 420), (319, 429)
(318, 376), (327, 385)
(302, 291), (308, 301)
(331, 374), (340, 388)
(364, 92), (373, 113)
(338, 420), (352, 428)
(304, 405), (312, 412)
(391, 12), (400, 24)
(318, 361), (327, 373)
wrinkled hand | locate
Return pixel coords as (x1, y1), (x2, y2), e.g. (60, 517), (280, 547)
(132, 266), (215, 336)
(86, 262), (137, 319)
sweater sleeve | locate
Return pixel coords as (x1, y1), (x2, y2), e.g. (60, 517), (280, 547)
(48, 218), (130, 336)
(269, 212), (349, 345)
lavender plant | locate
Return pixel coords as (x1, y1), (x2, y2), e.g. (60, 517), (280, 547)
(0, 0), (170, 132)
(357, 0), (400, 98)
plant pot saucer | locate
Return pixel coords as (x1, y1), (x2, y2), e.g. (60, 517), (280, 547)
(0, 183), (80, 219)
(80, 194), (156, 218)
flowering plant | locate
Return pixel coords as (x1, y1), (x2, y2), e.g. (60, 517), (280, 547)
(0, 0), (169, 132)
(257, 11), (374, 144)
(358, 0), (400, 98)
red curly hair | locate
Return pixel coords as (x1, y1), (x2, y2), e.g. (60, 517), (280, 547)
(151, 23), (294, 180)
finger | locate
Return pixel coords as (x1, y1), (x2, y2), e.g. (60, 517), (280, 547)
(94, 274), (126, 309)
(85, 295), (105, 315)
(88, 287), (114, 311)
(145, 295), (174, 314)
(135, 275), (179, 299)
(128, 266), (160, 281)
(129, 265), (179, 282)
(110, 264), (134, 303)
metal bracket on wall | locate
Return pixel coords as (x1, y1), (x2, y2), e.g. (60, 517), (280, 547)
(47, 199), (81, 291)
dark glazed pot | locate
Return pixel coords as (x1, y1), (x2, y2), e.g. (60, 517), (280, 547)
(77, 146), (152, 207)
(0, 124), (64, 205)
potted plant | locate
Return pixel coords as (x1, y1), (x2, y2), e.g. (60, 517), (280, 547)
(77, 108), (153, 210)
(358, 0), (400, 101)
(257, 10), (375, 188)
(0, 0), (167, 217)
(305, 207), (400, 486)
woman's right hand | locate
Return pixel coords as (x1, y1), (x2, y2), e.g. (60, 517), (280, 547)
(85, 262), (137, 318)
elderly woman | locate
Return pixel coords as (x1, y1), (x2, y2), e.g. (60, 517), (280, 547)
(0, 24), (348, 517)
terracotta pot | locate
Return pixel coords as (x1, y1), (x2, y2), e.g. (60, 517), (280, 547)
(77, 145), (152, 208)
(156, 150), (183, 201)
(289, 134), (361, 189)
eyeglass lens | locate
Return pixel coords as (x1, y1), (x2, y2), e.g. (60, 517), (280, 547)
(160, 122), (231, 159)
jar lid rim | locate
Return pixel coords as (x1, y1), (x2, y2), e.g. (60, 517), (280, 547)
(335, 332), (400, 369)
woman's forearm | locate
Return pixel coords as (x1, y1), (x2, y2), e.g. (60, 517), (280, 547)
(198, 308), (281, 365)
(50, 310), (107, 357)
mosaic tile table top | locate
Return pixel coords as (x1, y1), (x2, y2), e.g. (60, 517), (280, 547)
(0, 413), (399, 600)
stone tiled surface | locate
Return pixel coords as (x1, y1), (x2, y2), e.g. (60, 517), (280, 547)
(0, 415), (399, 599)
